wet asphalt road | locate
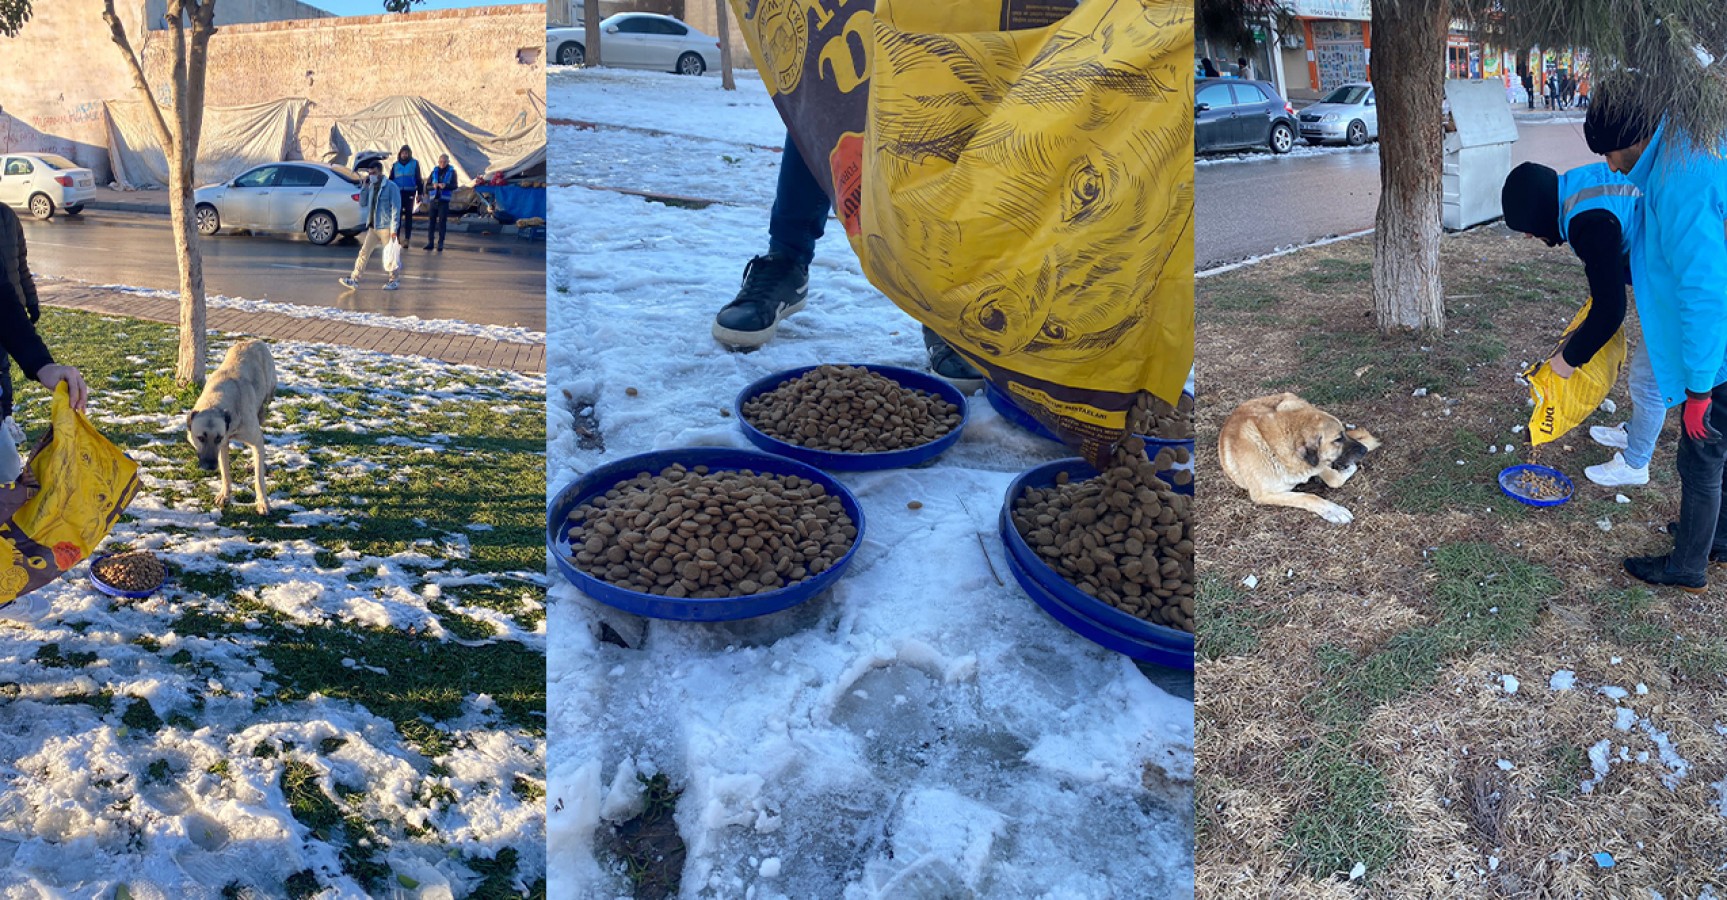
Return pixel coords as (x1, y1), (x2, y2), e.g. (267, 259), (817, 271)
(1196, 120), (1601, 270)
(19, 210), (547, 330)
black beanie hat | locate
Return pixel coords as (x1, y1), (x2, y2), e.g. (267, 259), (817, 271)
(1501, 162), (1562, 243)
(1585, 96), (1653, 155)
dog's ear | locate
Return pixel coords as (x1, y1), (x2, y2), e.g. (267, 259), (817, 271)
(221, 410), (231, 430)
(185, 410), (196, 432)
(1301, 436), (1322, 468)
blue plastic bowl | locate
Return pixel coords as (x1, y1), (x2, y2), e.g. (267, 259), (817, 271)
(1498, 463), (1575, 507)
(985, 383), (1196, 484)
(1000, 458), (1195, 670)
(735, 365), (969, 472)
(88, 553), (165, 600)
(547, 448), (867, 621)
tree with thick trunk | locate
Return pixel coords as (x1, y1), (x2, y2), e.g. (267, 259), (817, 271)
(1370, 0), (1449, 333)
(584, 0), (603, 67)
(717, 0), (736, 91)
(103, 0), (218, 386)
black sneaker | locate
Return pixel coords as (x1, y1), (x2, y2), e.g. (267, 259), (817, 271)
(712, 254), (808, 348)
(927, 339), (985, 394)
(1623, 554), (1707, 592)
(1663, 522), (1727, 564)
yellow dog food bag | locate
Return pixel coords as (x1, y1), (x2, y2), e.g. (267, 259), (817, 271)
(1525, 297), (1627, 447)
(731, 0), (1194, 464)
(0, 385), (140, 606)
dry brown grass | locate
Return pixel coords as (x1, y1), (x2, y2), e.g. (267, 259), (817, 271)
(1196, 228), (1727, 898)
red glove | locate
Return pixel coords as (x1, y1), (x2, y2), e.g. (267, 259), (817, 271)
(1684, 392), (1721, 442)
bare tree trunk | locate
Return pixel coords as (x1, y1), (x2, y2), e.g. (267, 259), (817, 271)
(1370, 0), (1449, 334)
(717, 0), (736, 91)
(583, 0), (601, 66)
(104, 0), (217, 385)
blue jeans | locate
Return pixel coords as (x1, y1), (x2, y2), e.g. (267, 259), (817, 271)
(768, 134), (830, 266)
(1623, 340), (1664, 469)
(1667, 380), (1727, 578)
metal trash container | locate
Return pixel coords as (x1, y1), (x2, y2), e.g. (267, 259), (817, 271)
(1442, 79), (1520, 231)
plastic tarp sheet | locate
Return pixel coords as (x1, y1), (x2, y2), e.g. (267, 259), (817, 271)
(323, 95), (547, 187)
(103, 98), (309, 190)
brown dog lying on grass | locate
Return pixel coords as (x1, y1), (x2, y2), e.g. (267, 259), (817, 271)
(1218, 392), (1381, 524)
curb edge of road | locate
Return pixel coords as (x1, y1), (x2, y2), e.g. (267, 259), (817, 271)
(79, 201), (531, 237)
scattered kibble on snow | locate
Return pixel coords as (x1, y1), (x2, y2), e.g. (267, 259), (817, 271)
(907, 501), (923, 510)
(625, 387), (639, 396)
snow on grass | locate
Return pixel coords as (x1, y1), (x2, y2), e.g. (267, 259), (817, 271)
(0, 311), (546, 896)
(549, 67), (785, 149)
(1195, 141), (1377, 167)
(548, 78), (1194, 898)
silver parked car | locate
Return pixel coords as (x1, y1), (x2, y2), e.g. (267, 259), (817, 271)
(546, 14), (720, 75)
(0, 153), (96, 219)
(194, 162), (366, 246)
(1299, 83), (1378, 146)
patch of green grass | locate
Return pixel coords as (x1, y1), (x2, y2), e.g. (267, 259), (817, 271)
(177, 568), (242, 599)
(284, 870), (321, 900)
(208, 759), (232, 780)
(120, 698), (163, 735)
(51, 689), (116, 715)
(467, 847), (528, 899)
(428, 600), (499, 641)
(512, 775), (545, 803)
(280, 760), (388, 889)
(1297, 258), (1372, 290)
(132, 636), (162, 653)
(145, 759), (173, 784)
(1543, 744), (1587, 796)
(1387, 427), (1527, 515)
(1197, 576), (1263, 662)
(604, 773), (687, 899)
(1206, 278), (1283, 313)
(34, 643), (99, 669)
(1281, 740), (1405, 880)
(1594, 588), (1727, 679)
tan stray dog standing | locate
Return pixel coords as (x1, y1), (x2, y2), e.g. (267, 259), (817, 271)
(1218, 392), (1381, 524)
(186, 340), (277, 514)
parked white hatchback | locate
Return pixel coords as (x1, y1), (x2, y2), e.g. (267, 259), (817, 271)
(0, 153), (96, 220)
(194, 161), (366, 246)
(546, 14), (719, 74)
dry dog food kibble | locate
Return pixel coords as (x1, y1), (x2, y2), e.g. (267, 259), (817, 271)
(1512, 470), (1569, 501)
(742, 365), (962, 453)
(93, 551), (167, 592)
(1127, 392), (1195, 441)
(1012, 437), (1195, 632)
(565, 463), (857, 599)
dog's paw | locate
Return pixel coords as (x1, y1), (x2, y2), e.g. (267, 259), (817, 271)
(1318, 502), (1355, 525)
(213, 492), (230, 508)
(255, 501), (270, 516)
(1334, 463), (1359, 481)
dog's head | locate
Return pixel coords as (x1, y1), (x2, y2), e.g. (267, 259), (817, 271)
(1295, 410), (1379, 473)
(185, 408), (231, 471)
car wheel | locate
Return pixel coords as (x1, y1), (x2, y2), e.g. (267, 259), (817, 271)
(27, 193), (53, 220)
(1346, 120), (1368, 146)
(64, 204), (84, 215)
(305, 210), (338, 246)
(1269, 122), (1294, 154)
(558, 42), (584, 66)
(677, 52), (705, 76)
(195, 204), (220, 236)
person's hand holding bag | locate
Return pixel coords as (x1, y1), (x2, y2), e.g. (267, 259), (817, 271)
(35, 364), (86, 412)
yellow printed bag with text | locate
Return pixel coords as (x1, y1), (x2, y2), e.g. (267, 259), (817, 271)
(0, 385), (140, 606)
(1525, 298), (1626, 448)
(731, 0), (1194, 464)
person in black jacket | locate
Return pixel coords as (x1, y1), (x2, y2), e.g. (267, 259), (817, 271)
(0, 203), (39, 427)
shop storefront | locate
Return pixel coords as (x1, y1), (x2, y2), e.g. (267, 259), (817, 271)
(1280, 0), (1371, 99)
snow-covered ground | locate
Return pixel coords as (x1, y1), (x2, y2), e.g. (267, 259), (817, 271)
(1195, 141), (1376, 167)
(0, 324), (545, 897)
(548, 68), (1195, 898)
(55, 278), (546, 345)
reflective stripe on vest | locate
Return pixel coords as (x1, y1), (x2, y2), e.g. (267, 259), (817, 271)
(1561, 183), (1640, 221)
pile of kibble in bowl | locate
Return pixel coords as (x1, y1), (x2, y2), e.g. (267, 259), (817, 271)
(1011, 439), (1194, 632)
(565, 463), (858, 599)
(741, 364), (962, 453)
(92, 551), (167, 593)
(1128, 391), (1195, 442)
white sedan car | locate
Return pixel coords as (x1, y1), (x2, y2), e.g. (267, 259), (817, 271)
(194, 162), (366, 246)
(546, 14), (720, 75)
(0, 153), (96, 219)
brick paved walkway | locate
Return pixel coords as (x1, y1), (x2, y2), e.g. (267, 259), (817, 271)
(41, 282), (545, 376)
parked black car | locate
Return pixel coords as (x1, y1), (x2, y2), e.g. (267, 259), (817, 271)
(1195, 78), (1298, 155)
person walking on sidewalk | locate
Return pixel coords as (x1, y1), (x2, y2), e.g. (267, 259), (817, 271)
(340, 160), (404, 292)
(424, 153), (457, 252)
(0, 202), (41, 442)
(1586, 95), (1727, 592)
(709, 133), (985, 390)
(1500, 160), (1661, 488)
(1522, 68), (1535, 109)
(389, 145), (425, 248)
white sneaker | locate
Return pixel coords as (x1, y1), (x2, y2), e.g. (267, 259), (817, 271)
(1585, 452), (1649, 487)
(1590, 423), (1629, 450)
